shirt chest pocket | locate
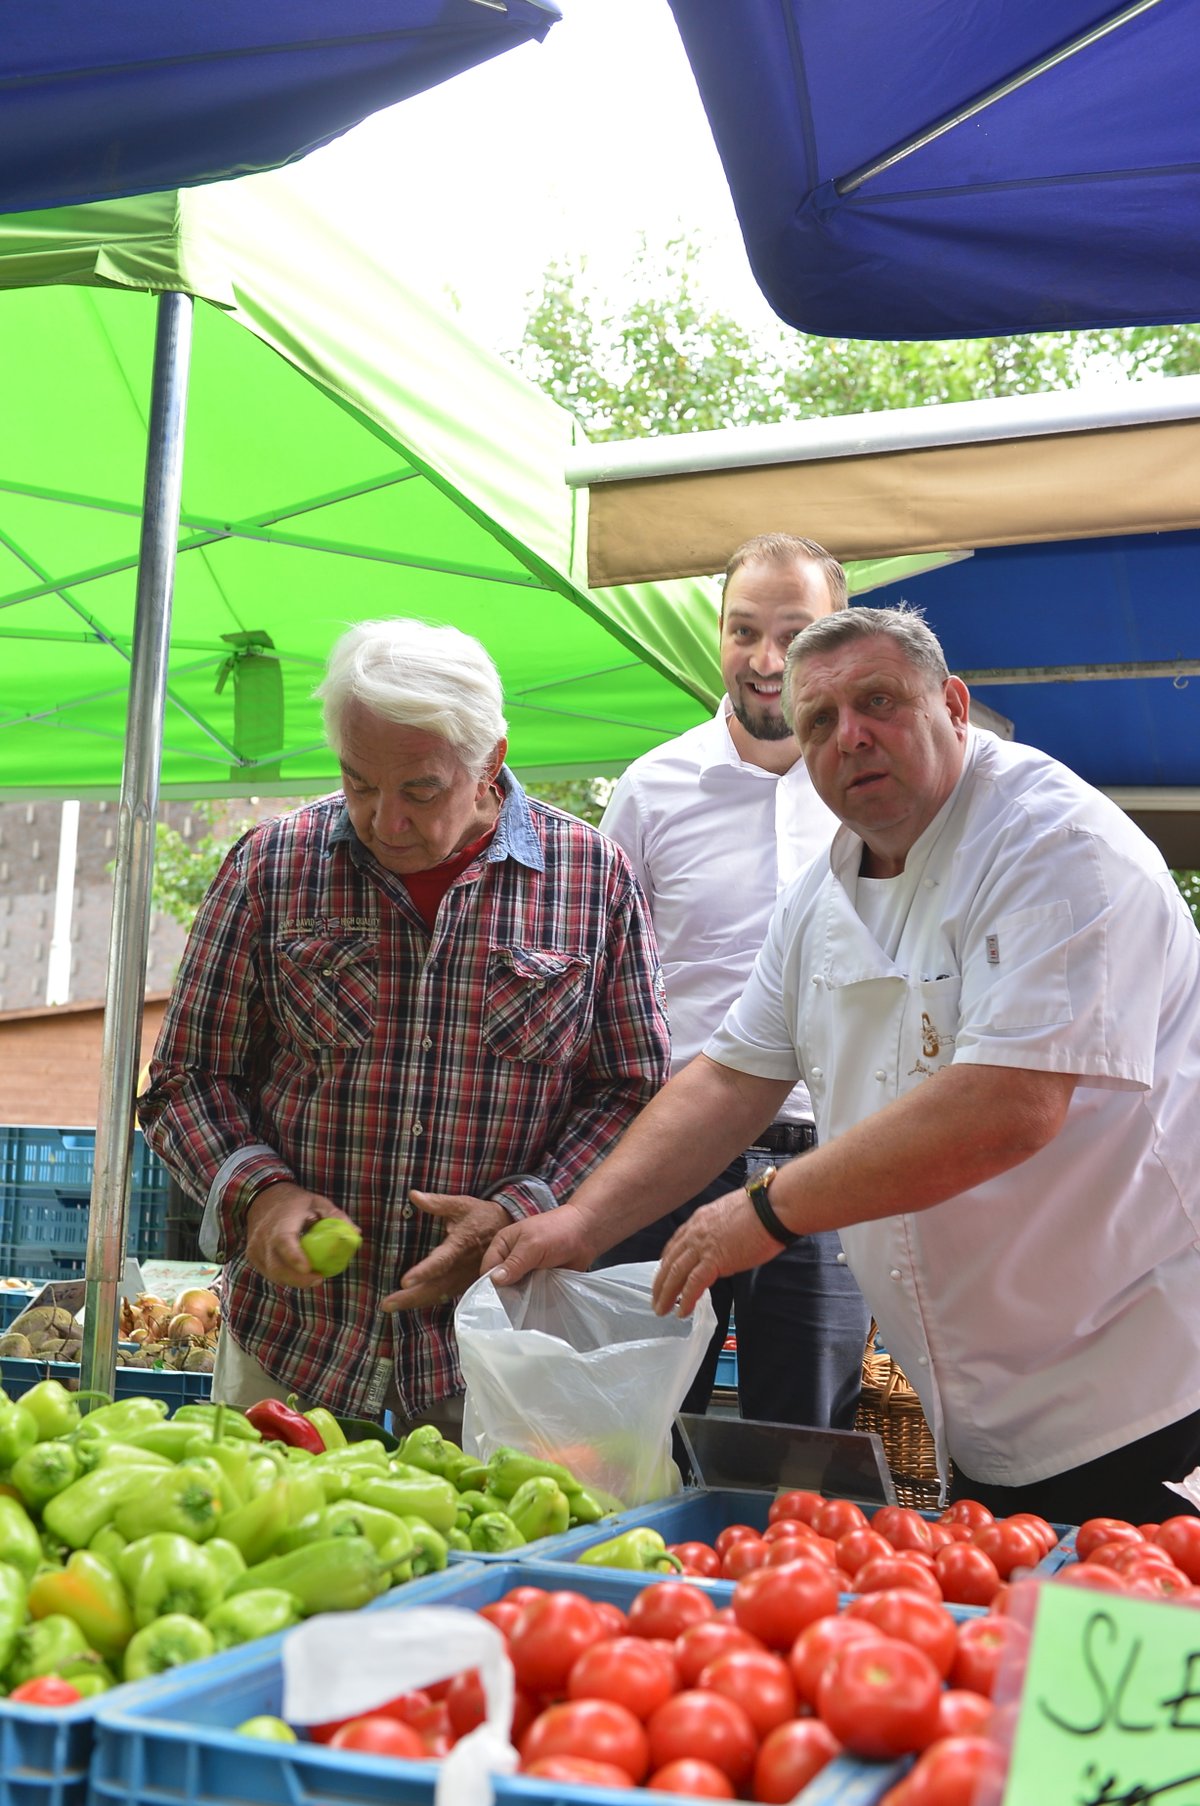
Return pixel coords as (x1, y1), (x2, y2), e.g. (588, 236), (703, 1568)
(483, 946), (592, 1066)
(269, 936), (379, 1050)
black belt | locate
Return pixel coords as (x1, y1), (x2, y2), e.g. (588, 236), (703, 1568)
(748, 1120), (817, 1157)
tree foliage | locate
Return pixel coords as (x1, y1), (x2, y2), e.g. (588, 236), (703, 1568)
(150, 801), (259, 929)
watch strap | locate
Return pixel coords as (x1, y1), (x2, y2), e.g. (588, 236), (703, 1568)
(745, 1165), (800, 1246)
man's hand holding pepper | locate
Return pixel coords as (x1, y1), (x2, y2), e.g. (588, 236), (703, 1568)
(245, 1182), (357, 1289)
(384, 1192), (512, 1313)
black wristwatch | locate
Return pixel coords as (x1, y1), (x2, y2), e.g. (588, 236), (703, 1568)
(744, 1165), (800, 1246)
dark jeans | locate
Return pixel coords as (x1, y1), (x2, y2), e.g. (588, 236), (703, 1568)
(594, 1153), (870, 1430)
(950, 1403), (1200, 1525)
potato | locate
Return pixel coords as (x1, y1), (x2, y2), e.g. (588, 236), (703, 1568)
(0, 1333), (34, 1358)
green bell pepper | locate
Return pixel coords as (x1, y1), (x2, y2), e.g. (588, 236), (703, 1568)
(482, 1446), (582, 1500)
(446, 1527), (472, 1552)
(75, 1396), (169, 1439)
(88, 1524), (128, 1565)
(302, 1404), (348, 1451)
(454, 1489), (496, 1523)
(18, 1381), (109, 1442)
(226, 1534), (385, 1615)
(57, 1652), (117, 1697)
(567, 1488), (609, 1527)
(576, 1527), (684, 1572)
(8, 1613), (90, 1686)
(0, 1400), (38, 1469)
(505, 1476), (572, 1543)
(201, 1537), (247, 1596)
(0, 1559), (27, 1676)
(27, 1550), (135, 1662)
(398, 1425), (473, 1483)
(112, 1464), (223, 1543)
(317, 1501), (414, 1577)
(118, 1533), (227, 1628)
(348, 1473), (458, 1535)
(401, 1516), (448, 1577)
(123, 1613), (215, 1681)
(204, 1587), (303, 1651)
(0, 1495), (47, 1580)
(44, 1464), (167, 1550)
(71, 1436), (175, 1476)
(172, 1404), (262, 1442)
(112, 1421), (215, 1462)
(9, 1439), (80, 1513)
(468, 1512), (526, 1554)
(219, 1481), (294, 1566)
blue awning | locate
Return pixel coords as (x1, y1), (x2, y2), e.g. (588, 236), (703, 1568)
(666, 0), (1200, 338)
(0, 0), (558, 213)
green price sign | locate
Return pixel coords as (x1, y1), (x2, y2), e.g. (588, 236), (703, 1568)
(1006, 1585), (1200, 1806)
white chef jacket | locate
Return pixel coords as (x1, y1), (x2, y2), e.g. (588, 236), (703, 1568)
(706, 728), (1200, 1486)
(601, 700), (838, 1119)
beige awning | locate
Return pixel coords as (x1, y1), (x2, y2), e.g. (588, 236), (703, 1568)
(569, 380), (1200, 587)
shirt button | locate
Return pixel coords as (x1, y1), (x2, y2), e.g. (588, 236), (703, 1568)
(411, 1120), (423, 1137)
(889, 1268), (902, 1280)
(836, 1251), (847, 1264)
(400, 1202), (414, 1220)
(875, 1069), (887, 1081)
(421, 1036), (433, 1051)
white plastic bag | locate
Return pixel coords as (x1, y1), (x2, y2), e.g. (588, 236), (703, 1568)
(283, 1608), (517, 1806)
(455, 1262), (716, 1507)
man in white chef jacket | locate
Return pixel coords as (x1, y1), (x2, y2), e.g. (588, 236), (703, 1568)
(484, 604), (1200, 1524)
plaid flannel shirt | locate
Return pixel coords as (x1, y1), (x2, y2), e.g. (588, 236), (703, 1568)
(138, 772), (670, 1419)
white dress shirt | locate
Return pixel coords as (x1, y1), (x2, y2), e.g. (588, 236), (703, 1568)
(706, 728), (1200, 1486)
(601, 700), (838, 1118)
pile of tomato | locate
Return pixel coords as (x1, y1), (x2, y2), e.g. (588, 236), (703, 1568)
(1050, 1513), (1200, 1599)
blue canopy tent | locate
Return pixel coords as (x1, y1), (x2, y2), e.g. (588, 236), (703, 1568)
(1, 1), (558, 213)
(665, 0), (1200, 339)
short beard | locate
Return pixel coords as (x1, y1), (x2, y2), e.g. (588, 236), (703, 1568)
(731, 696), (794, 742)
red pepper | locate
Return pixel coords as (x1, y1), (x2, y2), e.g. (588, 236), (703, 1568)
(243, 1399), (325, 1453)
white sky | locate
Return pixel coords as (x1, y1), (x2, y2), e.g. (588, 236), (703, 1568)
(286, 0), (783, 354)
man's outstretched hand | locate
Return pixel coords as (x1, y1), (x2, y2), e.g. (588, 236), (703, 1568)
(480, 1207), (596, 1288)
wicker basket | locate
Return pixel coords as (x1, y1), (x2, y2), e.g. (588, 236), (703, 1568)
(854, 1326), (944, 1511)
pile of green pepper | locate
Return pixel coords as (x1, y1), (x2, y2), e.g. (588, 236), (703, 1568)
(0, 1383), (619, 1700)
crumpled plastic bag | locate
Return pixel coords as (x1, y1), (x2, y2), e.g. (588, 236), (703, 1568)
(455, 1262), (716, 1507)
(283, 1608), (516, 1806)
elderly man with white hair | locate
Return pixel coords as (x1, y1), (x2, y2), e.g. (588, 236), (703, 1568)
(140, 618), (670, 1430)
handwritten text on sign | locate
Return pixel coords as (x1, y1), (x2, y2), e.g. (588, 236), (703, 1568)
(1006, 1587), (1200, 1806)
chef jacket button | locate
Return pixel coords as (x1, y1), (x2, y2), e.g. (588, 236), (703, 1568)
(810, 1066), (823, 1079)
(836, 1251), (847, 1264)
(400, 1202), (414, 1219)
(411, 1120), (423, 1137)
(924, 878), (935, 889)
(889, 1268), (902, 1280)
(811, 975), (820, 985)
(875, 1069), (887, 1081)
(917, 1354), (928, 1365)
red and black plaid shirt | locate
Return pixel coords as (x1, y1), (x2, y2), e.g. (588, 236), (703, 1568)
(139, 774), (670, 1418)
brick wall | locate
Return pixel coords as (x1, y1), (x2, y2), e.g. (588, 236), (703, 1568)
(0, 995), (170, 1127)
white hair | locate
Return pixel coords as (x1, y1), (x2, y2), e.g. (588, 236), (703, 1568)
(316, 619), (507, 778)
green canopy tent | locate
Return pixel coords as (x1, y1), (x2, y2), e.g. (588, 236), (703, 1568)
(0, 173), (726, 1391)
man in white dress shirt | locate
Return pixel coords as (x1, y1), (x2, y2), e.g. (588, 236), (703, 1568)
(486, 604), (1200, 1523)
(594, 534), (869, 1428)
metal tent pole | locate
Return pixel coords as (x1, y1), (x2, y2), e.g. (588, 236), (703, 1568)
(81, 291), (194, 1400)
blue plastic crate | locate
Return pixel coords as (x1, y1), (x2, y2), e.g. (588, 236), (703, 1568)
(89, 1560), (910, 1806)
(0, 1565), (478, 1806)
(0, 1125), (170, 1268)
(0, 1359), (213, 1415)
(0, 1288), (38, 1330)
(714, 1346), (738, 1388)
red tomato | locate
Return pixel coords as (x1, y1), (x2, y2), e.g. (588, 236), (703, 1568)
(1051, 1563), (1129, 1594)
(309, 1687), (437, 1747)
(753, 1718), (842, 1804)
(904, 1734), (1009, 1806)
(935, 1688), (995, 1741)
(853, 1554), (944, 1600)
(812, 1497), (869, 1541)
(508, 1591), (608, 1695)
(939, 1499), (994, 1531)
(7, 1676), (84, 1706)
(769, 1489), (825, 1526)
(592, 1600), (629, 1638)
(628, 1580), (717, 1642)
(1124, 1566), (1191, 1600)
(523, 1755), (637, 1788)
(817, 1636), (942, 1760)
(837, 1527), (894, 1576)
(1109, 1542), (1186, 1579)
(763, 1518), (820, 1544)
(714, 1523), (765, 1557)
(763, 1534), (826, 1568)
(1074, 1518), (1144, 1561)
(668, 1541), (722, 1578)
(872, 1507), (934, 1554)
(934, 1542), (1002, 1608)
(697, 1648), (796, 1736)
(788, 1614), (889, 1707)
(926, 1523), (959, 1552)
(329, 1716), (428, 1758)
(477, 1599), (522, 1638)
(720, 1537), (769, 1580)
(732, 1560), (839, 1650)
(949, 1614), (1031, 1698)
(647, 1757), (736, 1797)
(567, 1638), (678, 1720)
(445, 1671), (486, 1739)
(1005, 1513), (1059, 1557)
(521, 1699), (650, 1780)
(502, 1585), (548, 1609)
(969, 1521), (1044, 1580)
(1153, 1516), (1200, 1583)
(646, 1690), (758, 1788)
(844, 1589), (958, 1679)
(674, 1620), (765, 1687)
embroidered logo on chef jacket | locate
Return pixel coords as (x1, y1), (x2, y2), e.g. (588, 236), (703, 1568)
(908, 1010), (957, 1078)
